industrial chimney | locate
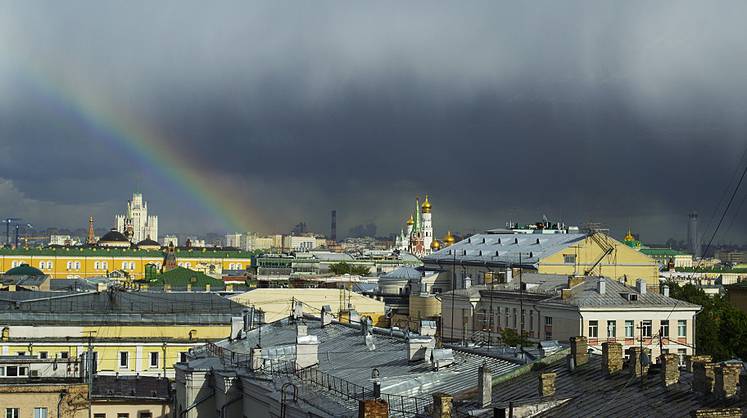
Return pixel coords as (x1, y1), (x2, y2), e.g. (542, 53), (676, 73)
(331, 210), (337, 242)
(688, 212), (700, 258)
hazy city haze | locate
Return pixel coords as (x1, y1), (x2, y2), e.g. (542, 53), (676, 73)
(1, 1), (746, 242)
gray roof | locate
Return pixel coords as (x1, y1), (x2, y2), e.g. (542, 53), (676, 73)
(380, 266), (422, 281)
(212, 318), (522, 414)
(460, 354), (746, 417)
(540, 277), (701, 309)
(424, 233), (587, 267)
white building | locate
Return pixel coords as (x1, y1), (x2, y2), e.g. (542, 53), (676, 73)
(394, 196), (435, 257)
(49, 235), (79, 246)
(115, 193), (158, 243)
(225, 233), (252, 250)
(162, 235), (178, 247)
(441, 275), (701, 361)
(282, 235), (318, 252)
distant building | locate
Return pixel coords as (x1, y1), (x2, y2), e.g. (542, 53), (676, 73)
(282, 235), (318, 252)
(640, 248), (694, 269)
(49, 234), (78, 246)
(162, 235), (178, 247)
(394, 196), (435, 257)
(715, 249), (746, 265)
(688, 211), (700, 258)
(225, 232), (250, 249)
(115, 192), (158, 243)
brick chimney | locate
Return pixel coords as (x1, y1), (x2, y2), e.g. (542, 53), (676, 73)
(660, 353), (680, 387)
(358, 399), (388, 418)
(570, 336), (588, 367)
(693, 362), (716, 395)
(686, 355), (712, 373)
(432, 393), (452, 418)
(628, 347), (649, 378)
(690, 408), (743, 418)
(601, 342), (623, 376)
(714, 363), (741, 399)
(478, 362), (492, 407)
(538, 372), (556, 397)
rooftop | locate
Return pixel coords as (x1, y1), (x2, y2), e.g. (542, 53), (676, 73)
(459, 354), (747, 417)
(0, 246), (256, 259)
(424, 232), (588, 267)
(92, 375), (170, 401)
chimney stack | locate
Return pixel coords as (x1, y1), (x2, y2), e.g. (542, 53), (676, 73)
(636, 279), (646, 295)
(570, 336), (589, 367)
(601, 342), (623, 376)
(431, 393), (453, 418)
(292, 300), (303, 320)
(330, 210), (337, 242)
(250, 347), (262, 371)
(693, 361), (716, 395)
(660, 353), (680, 386)
(685, 355), (712, 373)
(358, 399), (388, 418)
(597, 278), (606, 295)
(538, 372), (556, 397)
(662, 284), (670, 297)
(714, 363), (742, 399)
(478, 362), (492, 407)
(295, 334), (319, 370)
(296, 323), (308, 337)
(321, 305), (332, 327)
(407, 337), (435, 362)
(628, 347), (649, 378)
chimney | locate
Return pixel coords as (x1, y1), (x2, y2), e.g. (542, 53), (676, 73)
(567, 276), (585, 289)
(321, 305), (332, 327)
(601, 342), (623, 376)
(561, 289), (572, 300)
(296, 323), (308, 337)
(295, 334), (319, 369)
(693, 361), (716, 395)
(407, 337), (435, 362)
(242, 308), (254, 332)
(478, 362), (492, 407)
(358, 399), (388, 418)
(231, 316), (243, 339)
(538, 372), (556, 397)
(685, 355), (712, 373)
(662, 284), (670, 298)
(714, 363), (742, 399)
(660, 353), (680, 387)
(635, 279), (646, 295)
(569, 336), (589, 367)
(292, 299), (303, 320)
(628, 347), (649, 378)
(597, 279), (606, 295)
(431, 393), (453, 418)
(226, 284), (234, 292)
(250, 347), (262, 371)
(205, 284), (211, 292)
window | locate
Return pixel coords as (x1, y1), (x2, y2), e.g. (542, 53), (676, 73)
(67, 261), (72, 269)
(607, 320), (616, 338)
(641, 320), (652, 337)
(180, 352), (188, 363)
(94, 414), (106, 418)
(677, 348), (687, 366)
(139, 414), (153, 418)
(4, 366), (28, 377)
(529, 310), (534, 331)
(678, 320), (687, 337)
(39, 352), (48, 359)
(6, 409), (19, 418)
(17, 352), (25, 356)
(512, 308), (517, 328)
(119, 351), (129, 369)
(505, 308), (509, 326)
(661, 320), (669, 337)
(563, 254), (576, 264)
(625, 320), (634, 338)
(34, 408), (48, 418)
(95, 261), (101, 270)
(59, 352), (69, 359)
(588, 320), (598, 338)
(150, 351), (159, 368)
(130, 262), (135, 270)
(122, 261), (128, 269)
(545, 316), (552, 326)
(117, 414), (130, 418)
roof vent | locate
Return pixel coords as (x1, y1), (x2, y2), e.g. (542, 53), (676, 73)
(482, 238), (486, 244)
(529, 251), (533, 258)
(598, 279), (606, 295)
(478, 250), (483, 256)
(431, 348), (455, 370)
(536, 238), (541, 244)
(514, 238), (519, 244)
(467, 238), (471, 243)
(497, 238), (502, 244)
(635, 279), (647, 295)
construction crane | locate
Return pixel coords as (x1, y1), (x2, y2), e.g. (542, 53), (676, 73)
(1, 218), (21, 246)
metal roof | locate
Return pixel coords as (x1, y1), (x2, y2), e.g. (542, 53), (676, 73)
(380, 266), (422, 281)
(424, 233), (588, 267)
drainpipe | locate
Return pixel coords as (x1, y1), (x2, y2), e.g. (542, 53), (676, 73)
(57, 389), (67, 418)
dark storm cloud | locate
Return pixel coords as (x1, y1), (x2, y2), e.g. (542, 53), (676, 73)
(1, 1), (747, 241)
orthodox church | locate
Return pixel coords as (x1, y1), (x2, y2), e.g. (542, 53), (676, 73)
(394, 196), (438, 257)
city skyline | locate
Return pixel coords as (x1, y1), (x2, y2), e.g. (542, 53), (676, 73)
(2, 2), (747, 243)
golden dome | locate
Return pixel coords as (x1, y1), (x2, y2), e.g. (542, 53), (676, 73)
(422, 195), (432, 213)
(430, 240), (441, 250)
(624, 228), (634, 242)
(443, 230), (455, 245)
(406, 215), (414, 225)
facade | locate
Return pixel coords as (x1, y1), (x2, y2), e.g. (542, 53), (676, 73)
(91, 375), (171, 418)
(0, 291), (245, 378)
(162, 235), (178, 247)
(115, 193), (158, 243)
(440, 276), (700, 360)
(715, 249), (746, 265)
(424, 229), (660, 293)
(394, 196), (435, 257)
(282, 235), (319, 252)
(0, 246), (253, 280)
(640, 248), (694, 269)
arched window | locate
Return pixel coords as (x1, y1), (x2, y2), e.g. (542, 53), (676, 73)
(66, 261), (72, 270)
(75, 262), (81, 269)
(130, 262), (135, 270)
(95, 262), (100, 270)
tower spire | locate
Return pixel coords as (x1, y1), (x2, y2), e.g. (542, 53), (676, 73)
(87, 216), (96, 245)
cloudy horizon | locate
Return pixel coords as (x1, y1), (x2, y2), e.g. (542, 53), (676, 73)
(1, 1), (746, 243)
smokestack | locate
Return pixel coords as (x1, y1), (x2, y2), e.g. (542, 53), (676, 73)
(331, 210), (337, 242)
(688, 212), (700, 258)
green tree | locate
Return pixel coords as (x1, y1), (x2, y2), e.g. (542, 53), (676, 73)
(500, 328), (530, 347)
(329, 262), (370, 276)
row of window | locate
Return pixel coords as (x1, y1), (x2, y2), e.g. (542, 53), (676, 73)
(587, 319), (687, 339)
(228, 263), (243, 270)
(116, 351), (188, 369)
(94, 413), (153, 418)
(6, 408), (47, 418)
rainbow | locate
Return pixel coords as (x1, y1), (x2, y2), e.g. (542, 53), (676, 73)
(11, 65), (255, 233)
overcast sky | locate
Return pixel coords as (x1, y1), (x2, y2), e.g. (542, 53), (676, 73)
(1, 1), (746, 243)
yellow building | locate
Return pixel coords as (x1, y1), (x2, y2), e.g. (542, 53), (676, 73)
(425, 230), (660, 292)
(230, 288), (387, 326)
(0, 246), (254, 280)
(0, 290), (245, 378)
(0, 382), (89, 418)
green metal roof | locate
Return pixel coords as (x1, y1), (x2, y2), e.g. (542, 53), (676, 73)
(639, 248), (687, 257)
(3, 263), (45, 276)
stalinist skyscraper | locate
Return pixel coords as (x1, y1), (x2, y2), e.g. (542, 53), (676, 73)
(115, 193), (158, 243)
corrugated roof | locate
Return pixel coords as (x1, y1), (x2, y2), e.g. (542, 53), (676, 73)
(541, 277), (701, 309)
(424, 233), (587, 267)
